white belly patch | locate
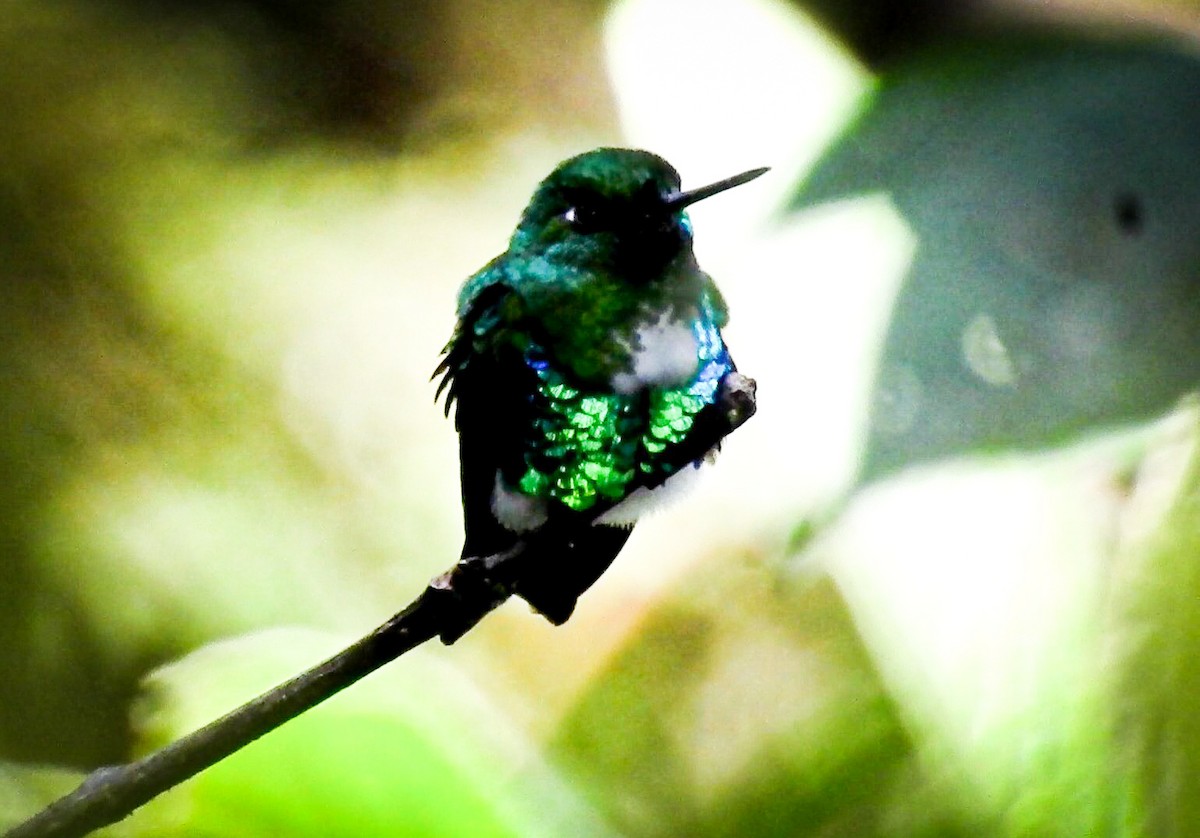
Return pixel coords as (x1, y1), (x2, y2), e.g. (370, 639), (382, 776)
(611, 313), (699, 394)
(491, 471), (548, 532)
(594, 460), (707, 526)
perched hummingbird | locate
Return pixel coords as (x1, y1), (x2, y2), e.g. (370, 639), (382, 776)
(435, 148), (766, 624)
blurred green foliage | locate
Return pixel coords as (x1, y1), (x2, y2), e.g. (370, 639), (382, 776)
(0, 3), (274, 764)
(550, 566), (964, 837)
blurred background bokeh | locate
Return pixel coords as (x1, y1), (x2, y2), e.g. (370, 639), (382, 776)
(5, 0), (1200, 835)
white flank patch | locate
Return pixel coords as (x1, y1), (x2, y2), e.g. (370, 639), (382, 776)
(611, 312), (700, 394)
(490, 471), (549, 532)
(595, 460), (708, 526)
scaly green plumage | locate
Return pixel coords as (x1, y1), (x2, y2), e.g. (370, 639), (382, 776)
(514, 287), (731, 512)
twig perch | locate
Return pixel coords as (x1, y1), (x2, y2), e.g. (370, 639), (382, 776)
(5, 372), (756, 838)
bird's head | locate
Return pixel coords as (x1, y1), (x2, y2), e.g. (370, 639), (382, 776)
(509, 148), (766, 282)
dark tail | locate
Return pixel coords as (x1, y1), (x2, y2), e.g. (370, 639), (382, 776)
(510, 524), (633, 625)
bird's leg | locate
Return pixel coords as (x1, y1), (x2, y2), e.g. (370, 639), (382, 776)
(427, 544), (530, 643)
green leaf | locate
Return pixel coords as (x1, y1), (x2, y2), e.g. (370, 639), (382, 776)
(789, 38), (1200, 483)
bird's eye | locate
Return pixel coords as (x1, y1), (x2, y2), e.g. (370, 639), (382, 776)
(563, 202), (604, 232)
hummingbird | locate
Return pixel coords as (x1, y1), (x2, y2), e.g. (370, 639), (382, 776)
(435, 148), (767, 625)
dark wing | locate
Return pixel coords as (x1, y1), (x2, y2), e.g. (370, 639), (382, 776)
(434, 284), (536, 562)
(511, 523), (631, 625)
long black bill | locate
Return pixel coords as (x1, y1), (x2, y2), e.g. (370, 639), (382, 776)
(665, 166), (769, 209)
